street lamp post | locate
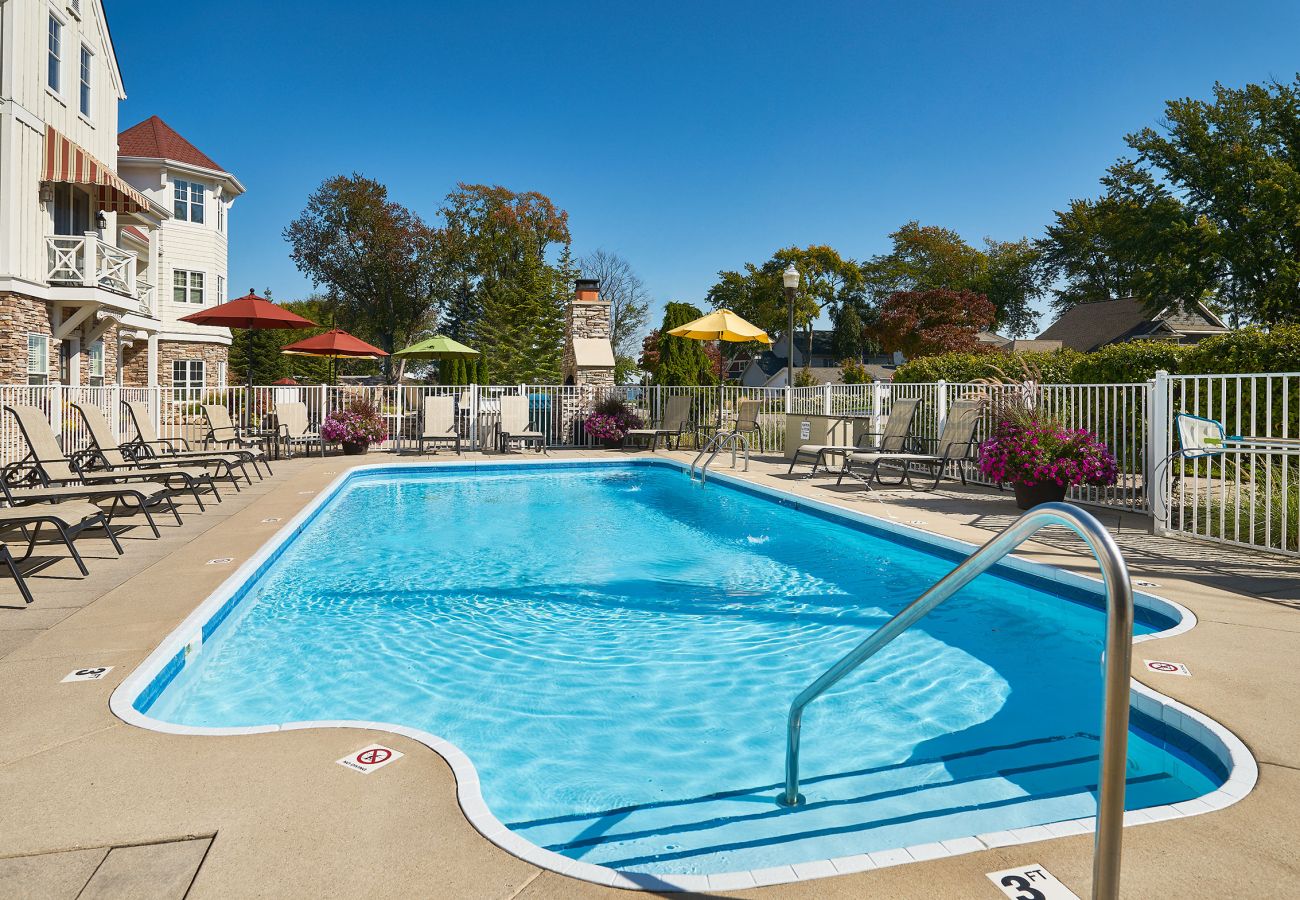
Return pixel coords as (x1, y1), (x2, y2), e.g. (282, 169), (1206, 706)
(782, 264), (800, 388)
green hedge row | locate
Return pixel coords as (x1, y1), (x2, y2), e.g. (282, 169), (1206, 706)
(893, 326), (1300, 384)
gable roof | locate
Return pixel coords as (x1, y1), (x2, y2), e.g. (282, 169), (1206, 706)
(1037, 297), (1227, 352)
(119, 116), (223, 171)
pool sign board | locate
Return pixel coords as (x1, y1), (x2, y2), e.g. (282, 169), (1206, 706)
(61, 666), (113, 683)
(337, 744), (403, 774)
(799, 420), (811, 441)
(1143, 659), (1192, 677)
(986, 864), (1080, 899)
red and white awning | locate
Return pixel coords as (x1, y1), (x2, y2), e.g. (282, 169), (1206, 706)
(42, 125), (157, 216)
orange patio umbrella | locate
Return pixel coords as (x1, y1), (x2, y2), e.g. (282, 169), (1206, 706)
(179, 289), (318, 392)
(280, 329), (388, 359)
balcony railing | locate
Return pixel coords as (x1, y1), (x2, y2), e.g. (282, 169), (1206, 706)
(137, 280), (156, 317)
(46, 233), (141, 301)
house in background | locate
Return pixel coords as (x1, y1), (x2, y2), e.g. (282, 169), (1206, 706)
(977, 331), (1064, 353)
(738, 330), (902, 386)
(1036, 297), (1230, 352)
(0, 0), (234, 389)
(118, 116), (244, 394)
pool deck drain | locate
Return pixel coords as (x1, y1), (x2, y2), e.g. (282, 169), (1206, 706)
(0, 449), (1298, 897)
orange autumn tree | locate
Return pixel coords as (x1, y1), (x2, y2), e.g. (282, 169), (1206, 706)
(874, 288), (996, 358)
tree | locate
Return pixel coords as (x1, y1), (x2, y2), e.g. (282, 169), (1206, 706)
(862, 222), (1047, 337)
(1040, 77), (1300, 325)
(474, 247), (570, 383)
(638, 329), (661, 376)
(284, 174), (440, 381)
(653, 303), (717, 385)
(874, 289), (997, 358)
(830, 303), (865, 361)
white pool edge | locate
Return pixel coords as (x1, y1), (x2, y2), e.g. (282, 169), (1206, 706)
(108, 457), (1258, 893)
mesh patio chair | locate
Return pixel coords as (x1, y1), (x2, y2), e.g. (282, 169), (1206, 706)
(121, 400), (269, 478)
(418, 396), (460, 455)
(837, 399), (984, 491)
(498, 395), (545, 453)
(625, 395), (693, 451)
(274, 402), (326, 458)
(788, 397), (922, 477)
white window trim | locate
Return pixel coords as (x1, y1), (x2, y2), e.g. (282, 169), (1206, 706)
(46, 8), (67, 102)
(78, 43), (93, 123)
(173, 268), (206, 304)
(27, 334), (50, 384)
(172, 359), (205, 401)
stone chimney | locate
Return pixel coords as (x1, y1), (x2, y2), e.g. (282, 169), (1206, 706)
(562, 278), (616, 388)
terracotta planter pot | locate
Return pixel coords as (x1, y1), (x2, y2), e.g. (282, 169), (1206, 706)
(1013, 480), (1068, 510)
(341, 441), (369, 456)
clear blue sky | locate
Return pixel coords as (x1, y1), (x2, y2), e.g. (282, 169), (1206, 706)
(109, 0), (1300, 334)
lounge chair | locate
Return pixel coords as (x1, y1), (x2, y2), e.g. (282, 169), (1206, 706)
(837, 399), (984, 491)
(122, 400), (268, 479)
(2, 406), (183, 536)
(625, 395), (693, 451)
(0, 501), (124, 604)
(498, 395), (545, 453)
(274, 402), (326, 458)
(73, 402), (241, 499)
(418, 396), (460, 455)
(788, 397), (921, 476)
(699, 399), (764, 452)
(68, 403), (222, 510)
(201, 404), (273, 468)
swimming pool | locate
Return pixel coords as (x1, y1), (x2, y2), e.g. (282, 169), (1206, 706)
(114, 460), (1255, 891)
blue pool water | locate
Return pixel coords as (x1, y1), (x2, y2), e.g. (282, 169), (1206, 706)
(139, 462), (1224, 876)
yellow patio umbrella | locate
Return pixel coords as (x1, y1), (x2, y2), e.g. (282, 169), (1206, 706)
(667, 309), (773, 344)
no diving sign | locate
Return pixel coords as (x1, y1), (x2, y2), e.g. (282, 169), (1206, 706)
(336, 743), (403, 774)
(1143, 659), (1192, 677)
(987, 864), (1080, 899)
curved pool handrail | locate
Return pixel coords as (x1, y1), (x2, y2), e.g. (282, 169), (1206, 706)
(779, 502), (1134, 900)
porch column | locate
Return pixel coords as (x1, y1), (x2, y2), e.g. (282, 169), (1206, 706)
(147, 334), (159, 388)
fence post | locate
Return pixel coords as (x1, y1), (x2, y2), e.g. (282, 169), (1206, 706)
(823, 382), (832, 415)
(935, 380), (949, 437)
(469, 384), (479, 450)
(783, 385), (791, 415)
(1149, 370), (1170, 533)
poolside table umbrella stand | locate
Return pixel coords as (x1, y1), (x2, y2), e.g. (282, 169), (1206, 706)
(666, 309), (773, 444)
(178, 289), (318, 427)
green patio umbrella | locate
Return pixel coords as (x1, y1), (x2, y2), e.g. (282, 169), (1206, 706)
(393, 335), (480, 360)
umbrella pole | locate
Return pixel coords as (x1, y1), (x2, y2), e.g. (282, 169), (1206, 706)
(247, 349), (255, 431)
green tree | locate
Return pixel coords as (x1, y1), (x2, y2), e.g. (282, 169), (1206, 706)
(284, 174), (440, 381)
(830, 303), (864, 361)
(653, 303), (717, 386)
(1040, 77), (1300, 325)
(862, 222), (1047, 336)
(474, 248), (570, 383)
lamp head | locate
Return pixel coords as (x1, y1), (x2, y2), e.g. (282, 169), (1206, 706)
(782, 264), (800, 290)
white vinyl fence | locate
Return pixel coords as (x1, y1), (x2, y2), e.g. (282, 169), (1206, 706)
(0, 371), (1293, 556)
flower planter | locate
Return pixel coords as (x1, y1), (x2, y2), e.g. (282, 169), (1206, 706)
(1013, 480), (1068, 510)
(341, 441), (369, 456)
(600, 437), (624, 450)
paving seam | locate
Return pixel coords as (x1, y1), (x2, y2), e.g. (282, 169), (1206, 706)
(0, 722), (122, 771)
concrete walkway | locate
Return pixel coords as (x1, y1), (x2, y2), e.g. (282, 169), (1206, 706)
(1, 449), (1297, 898)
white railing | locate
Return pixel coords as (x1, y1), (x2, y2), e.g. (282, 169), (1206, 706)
(45, 233), (139, 299)
(0, 375), (1294, 557)
(1157, 371), (1299, 557)
(137, 280), (156, 317)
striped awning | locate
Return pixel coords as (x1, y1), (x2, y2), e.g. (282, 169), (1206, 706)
(42, 125), (156, 216)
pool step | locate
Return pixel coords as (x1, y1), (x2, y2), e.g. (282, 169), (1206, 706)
(507, 732), (1173, 875)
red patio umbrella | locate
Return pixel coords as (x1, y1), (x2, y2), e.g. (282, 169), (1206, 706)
(280, 329), (388, 359)
(179, 289), (318, 426)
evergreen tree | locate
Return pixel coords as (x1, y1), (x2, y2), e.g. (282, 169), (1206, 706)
(830, 304), (865, 362)
(475, 249), (567, 383)
(653, 303), (717, 386)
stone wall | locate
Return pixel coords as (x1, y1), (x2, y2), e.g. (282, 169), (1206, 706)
(121, 340), (229, 388)
(0, 292), (55, 383)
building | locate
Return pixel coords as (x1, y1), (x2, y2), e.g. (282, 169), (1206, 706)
(738, 330), (902, 386)
(118, 115), (243, 392)
(976, 331), (1064, 353)
(1037, 297), (1230, 352)
(0, 0), (232, 388)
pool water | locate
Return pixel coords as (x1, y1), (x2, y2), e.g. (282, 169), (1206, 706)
(140, 463), (1224, 876)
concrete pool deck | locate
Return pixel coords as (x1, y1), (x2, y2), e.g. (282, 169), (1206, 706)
(1, 448), (1297, 898)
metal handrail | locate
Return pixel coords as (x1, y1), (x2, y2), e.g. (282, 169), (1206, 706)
(778, 502), (1133, 900)
(690, 430), (751, 482)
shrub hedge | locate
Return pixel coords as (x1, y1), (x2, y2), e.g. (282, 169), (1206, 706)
(893, 327), (1300, 384)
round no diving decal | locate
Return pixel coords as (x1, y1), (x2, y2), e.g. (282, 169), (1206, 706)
(337, 743), (403, 774)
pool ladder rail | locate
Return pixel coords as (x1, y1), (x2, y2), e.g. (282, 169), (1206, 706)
(779, 502), (1134, 900)
(689, 431), (750, 483)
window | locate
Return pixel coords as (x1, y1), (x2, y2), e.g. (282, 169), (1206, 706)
(78, 45), (92, 117)
(88, 341), (104, 386)
(172, 179), (206, 223)
(217, 200), (225, 233)
(47, 14), (63, 94)
(216, 274), (225, 303)
(173, 269), (204, 304)
(27, 335), (49, 386)
(173, 360), (205, 401)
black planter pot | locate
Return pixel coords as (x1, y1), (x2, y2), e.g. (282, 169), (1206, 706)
(341, 441), (369, 456)
(601, 437), (624, 450)
(1013, 480), (1068, 510)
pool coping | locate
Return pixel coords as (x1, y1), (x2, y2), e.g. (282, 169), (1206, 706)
(107, 457), (1259, 893)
